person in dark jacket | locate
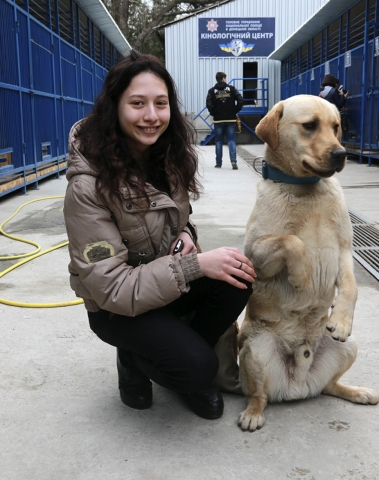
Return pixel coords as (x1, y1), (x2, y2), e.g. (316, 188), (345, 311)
(319, 74), (348, 111)
(206, 72), (244, 169)
(64, 50), (256, 421)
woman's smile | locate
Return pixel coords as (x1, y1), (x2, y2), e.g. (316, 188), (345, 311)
(118, 72), (170, 158)
(137, 126), (160, 133)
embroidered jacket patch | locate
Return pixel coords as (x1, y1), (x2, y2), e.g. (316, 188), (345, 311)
(83, 241), (115, 263)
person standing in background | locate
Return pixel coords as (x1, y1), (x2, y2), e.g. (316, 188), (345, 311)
(206, 72), (244, 170)
(319, 74), (348, 111)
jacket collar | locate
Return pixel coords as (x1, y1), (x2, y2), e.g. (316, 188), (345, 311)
(319, 85), (333, 98)
(262, 160), (320, 184)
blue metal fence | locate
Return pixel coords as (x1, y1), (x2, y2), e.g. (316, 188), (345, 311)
(0, 0), (122, 197)
(279, 0), (379, 165)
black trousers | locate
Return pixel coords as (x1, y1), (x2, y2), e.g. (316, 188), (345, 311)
(88, 276), (252, 394)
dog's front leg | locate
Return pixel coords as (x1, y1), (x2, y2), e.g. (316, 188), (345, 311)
(238, 341), (268, 432)
(246, 235), (311, 290)
(326, 248), (357, 341)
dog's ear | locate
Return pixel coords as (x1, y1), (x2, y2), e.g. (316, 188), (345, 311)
(255, 101), (284, 151)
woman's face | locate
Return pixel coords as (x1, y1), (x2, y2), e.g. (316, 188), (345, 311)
(117, 72), (170, 158)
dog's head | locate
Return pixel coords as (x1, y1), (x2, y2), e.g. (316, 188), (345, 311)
(255, 95), (346, 178)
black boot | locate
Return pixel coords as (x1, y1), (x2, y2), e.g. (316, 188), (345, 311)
(181, 387), (224, 420)
(117, 350), (152, 410)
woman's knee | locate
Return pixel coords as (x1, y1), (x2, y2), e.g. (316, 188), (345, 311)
(166, 347), (219, 394)
(234, 278), (253, 305)
(220, 277), (253, 309)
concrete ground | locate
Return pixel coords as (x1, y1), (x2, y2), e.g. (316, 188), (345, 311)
(1, 145), (379, 480)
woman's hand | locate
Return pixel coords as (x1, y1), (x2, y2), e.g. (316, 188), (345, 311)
(197, 247), (257, 289)
(169, 231), (197, 255)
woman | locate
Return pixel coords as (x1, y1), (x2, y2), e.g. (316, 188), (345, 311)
(319, 74), (348, 111)
(64, 50), (256, 420)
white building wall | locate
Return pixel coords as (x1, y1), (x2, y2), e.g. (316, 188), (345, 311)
(165, 0), (327, 115)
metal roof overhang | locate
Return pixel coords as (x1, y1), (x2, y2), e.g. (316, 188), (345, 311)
(76, 0), (131, 56)
(268, 0), (359, 61)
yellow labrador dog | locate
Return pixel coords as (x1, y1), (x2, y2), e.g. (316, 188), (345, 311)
(238, 95), (379, 432)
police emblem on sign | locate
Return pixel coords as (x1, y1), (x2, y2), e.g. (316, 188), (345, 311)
(219, 39), (255, 57)
(230, 39), (243, 56)
(207, 19), (218, 32)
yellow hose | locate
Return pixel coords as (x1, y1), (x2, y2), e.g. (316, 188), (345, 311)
(0, 196), (65, 260)
(0, 196), (84, 308)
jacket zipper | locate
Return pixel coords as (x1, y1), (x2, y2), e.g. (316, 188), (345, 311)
(138, 252), (146, 265)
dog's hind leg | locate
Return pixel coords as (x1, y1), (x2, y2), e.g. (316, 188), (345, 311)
(323, 382), (379, 404)
(317, 336), (379, 405)
(238, 341), (268, 432)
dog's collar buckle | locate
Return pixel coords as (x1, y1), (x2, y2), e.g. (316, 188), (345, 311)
(262, 160), (320, 185)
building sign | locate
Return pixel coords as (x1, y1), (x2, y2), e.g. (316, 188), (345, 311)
(374, 37), (379, 57)
(198, 18), (275, 58)
(345, 50), (351, 67)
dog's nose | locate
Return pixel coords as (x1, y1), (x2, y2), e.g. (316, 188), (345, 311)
(330, 149), (347, 170)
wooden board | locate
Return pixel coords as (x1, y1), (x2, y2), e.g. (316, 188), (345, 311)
(0, 162), (67, 195)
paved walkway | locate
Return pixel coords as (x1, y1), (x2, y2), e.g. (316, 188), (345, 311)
(0, 145), (378, 480)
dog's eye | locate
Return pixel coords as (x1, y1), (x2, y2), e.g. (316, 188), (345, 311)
(334, 124), (339, 135)
(302, 122), (317, 131)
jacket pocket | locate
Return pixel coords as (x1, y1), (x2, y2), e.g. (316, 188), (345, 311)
(120, 225), (155, 266)
(127, 249), (154, 266)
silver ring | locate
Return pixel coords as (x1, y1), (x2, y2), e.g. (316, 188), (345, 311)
(238, 261), (243, 269)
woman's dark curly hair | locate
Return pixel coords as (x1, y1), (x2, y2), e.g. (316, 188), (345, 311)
(77, 49), (201, 207)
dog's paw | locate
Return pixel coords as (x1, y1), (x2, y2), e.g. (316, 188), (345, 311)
(323, 381), (379, 406)
(288, 260), (311, 291)
(330, 385), (379, 405)
(238, 408), (265, 432)
(326, 309), (353, 342)
(355, 388), (379, 405)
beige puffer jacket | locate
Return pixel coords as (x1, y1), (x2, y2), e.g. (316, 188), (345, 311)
(63, 121), (203, 316)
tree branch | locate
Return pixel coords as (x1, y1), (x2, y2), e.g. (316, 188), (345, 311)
(136, 0), (222, 47)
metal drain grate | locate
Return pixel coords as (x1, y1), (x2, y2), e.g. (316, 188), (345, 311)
(237, 146), (263, 174)
(349, 210), (379, 280)
(343, 183), (379, 189)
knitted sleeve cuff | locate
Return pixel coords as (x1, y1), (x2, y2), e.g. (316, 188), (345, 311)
(179, 252), (204, 283)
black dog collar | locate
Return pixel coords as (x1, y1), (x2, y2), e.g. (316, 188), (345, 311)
(262, 160), (320, 184)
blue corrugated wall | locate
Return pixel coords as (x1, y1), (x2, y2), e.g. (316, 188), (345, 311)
(280, 0), (379, 165)
(0, 0), (123, 197)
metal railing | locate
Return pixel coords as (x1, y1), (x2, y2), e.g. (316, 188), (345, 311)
(193, 78), (268, 145)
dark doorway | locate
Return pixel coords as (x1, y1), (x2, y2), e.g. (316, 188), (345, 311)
(243, 62), (258, 105)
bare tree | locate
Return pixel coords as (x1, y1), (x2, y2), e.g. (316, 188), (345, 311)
(106, 0), (226, 59)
